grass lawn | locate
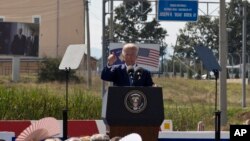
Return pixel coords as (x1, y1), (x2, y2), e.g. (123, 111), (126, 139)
(0, 75), (249, 131)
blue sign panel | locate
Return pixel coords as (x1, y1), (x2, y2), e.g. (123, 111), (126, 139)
(157, 0), (198, 21)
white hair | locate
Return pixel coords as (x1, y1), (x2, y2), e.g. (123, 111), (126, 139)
(122, 43), (139, 56)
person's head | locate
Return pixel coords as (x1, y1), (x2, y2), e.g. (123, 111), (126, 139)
(110, 136), (121, 141)
(80, 136), (91, 141)
(18, 28), (23, 34)
(90, 134), (110, 141)
(30, 30), (35, 36)
(65, 137), (82, 141)
(44, 138), (62, 141)
(122, 43), (139, 66)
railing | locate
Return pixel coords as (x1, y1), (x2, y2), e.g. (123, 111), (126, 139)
(0, 58), (41, 76)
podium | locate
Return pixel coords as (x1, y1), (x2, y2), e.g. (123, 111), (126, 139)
(102, 86), (164, 141)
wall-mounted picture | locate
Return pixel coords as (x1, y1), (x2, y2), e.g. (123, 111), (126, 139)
(0, 22), (39, 57)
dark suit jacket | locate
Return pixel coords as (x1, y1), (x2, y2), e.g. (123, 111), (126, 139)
(101, 64), (154, 86)
(26, 35), (39, 56)
(11, 34), (26, 55)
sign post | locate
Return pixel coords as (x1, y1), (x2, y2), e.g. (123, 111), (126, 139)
(157, 0), (198, 21)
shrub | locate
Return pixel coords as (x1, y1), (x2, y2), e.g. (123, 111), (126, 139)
(38, 58), (79, 82)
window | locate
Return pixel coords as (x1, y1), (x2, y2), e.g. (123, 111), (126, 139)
(32, 15), (41, 24)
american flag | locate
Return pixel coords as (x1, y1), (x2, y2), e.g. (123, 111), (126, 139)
(137, 48), (159, 68)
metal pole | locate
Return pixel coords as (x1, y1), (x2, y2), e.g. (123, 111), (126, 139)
(173, 59), (175, 77)
(248, 53), (250, 84)
(85, 0), (92, 88)
(109, 0), (114, 42)
(102, 0), (107, 96)
(165, 54), (168, 76)
(242, 1), (247, 107)
(219, 0), (227, 125)
(246, 54), (250, 83)
(236, 53), (242, 67)
(228, 53), (234, 78)
(180, 60), (182, 77)
(63, 68), (70, 140)
(56, 0), (60, 57)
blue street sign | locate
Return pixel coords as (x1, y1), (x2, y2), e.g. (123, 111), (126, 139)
(157, 0), (198, 21)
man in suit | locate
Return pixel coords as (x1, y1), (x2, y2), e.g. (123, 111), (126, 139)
(11, 28), (26, 55)
(101, 43), (154, 86)
(26, 30), (39, 56)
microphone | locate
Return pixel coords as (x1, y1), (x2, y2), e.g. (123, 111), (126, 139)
(127, 65), (134, 78)
(127, 65), (134, 85)
(134, 67), (144, 80)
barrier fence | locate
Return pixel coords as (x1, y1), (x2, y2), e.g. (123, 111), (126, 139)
(0, 120), (230, 141)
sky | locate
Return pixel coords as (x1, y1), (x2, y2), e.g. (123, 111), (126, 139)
(88, 0), (222, 59)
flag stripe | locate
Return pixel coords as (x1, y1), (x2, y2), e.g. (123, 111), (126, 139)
(137, 56), (158, 62)
(137, 61), (159, 68)
(137, 48), (159, 68)
(137, 58), (158, 62)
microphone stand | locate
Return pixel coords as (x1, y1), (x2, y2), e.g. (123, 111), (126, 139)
(213, 69), (220, 141)
(63, 67), (70, 140)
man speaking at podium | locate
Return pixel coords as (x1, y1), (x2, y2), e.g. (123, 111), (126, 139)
(101, 43), (155, 86)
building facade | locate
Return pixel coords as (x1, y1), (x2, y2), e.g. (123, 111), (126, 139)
(0, 0), (85, 58)
(0, 0), (100, 76)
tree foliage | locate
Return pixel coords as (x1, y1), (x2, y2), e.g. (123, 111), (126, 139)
(226, 0), (250, 55)
(110, 1), (168, 56)
(175, 16), (219, 60)
(175, 0), (250, 64)
(38, 58), (79, 82)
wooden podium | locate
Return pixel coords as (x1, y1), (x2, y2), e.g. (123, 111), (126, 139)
(102, 86), (164, 141)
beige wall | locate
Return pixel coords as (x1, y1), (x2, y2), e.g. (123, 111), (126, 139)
(0, 0), (85, 58)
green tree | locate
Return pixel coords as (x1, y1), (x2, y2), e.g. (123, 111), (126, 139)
(173, 16), (219, 77)
(175, 16), (219, 61)
(175, 0), (250, 65)
(226, 0), (250, 55)
(111, 1), (168, 56)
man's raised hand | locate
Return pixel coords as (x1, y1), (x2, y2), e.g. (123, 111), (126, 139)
(107, 52), (117, 66)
